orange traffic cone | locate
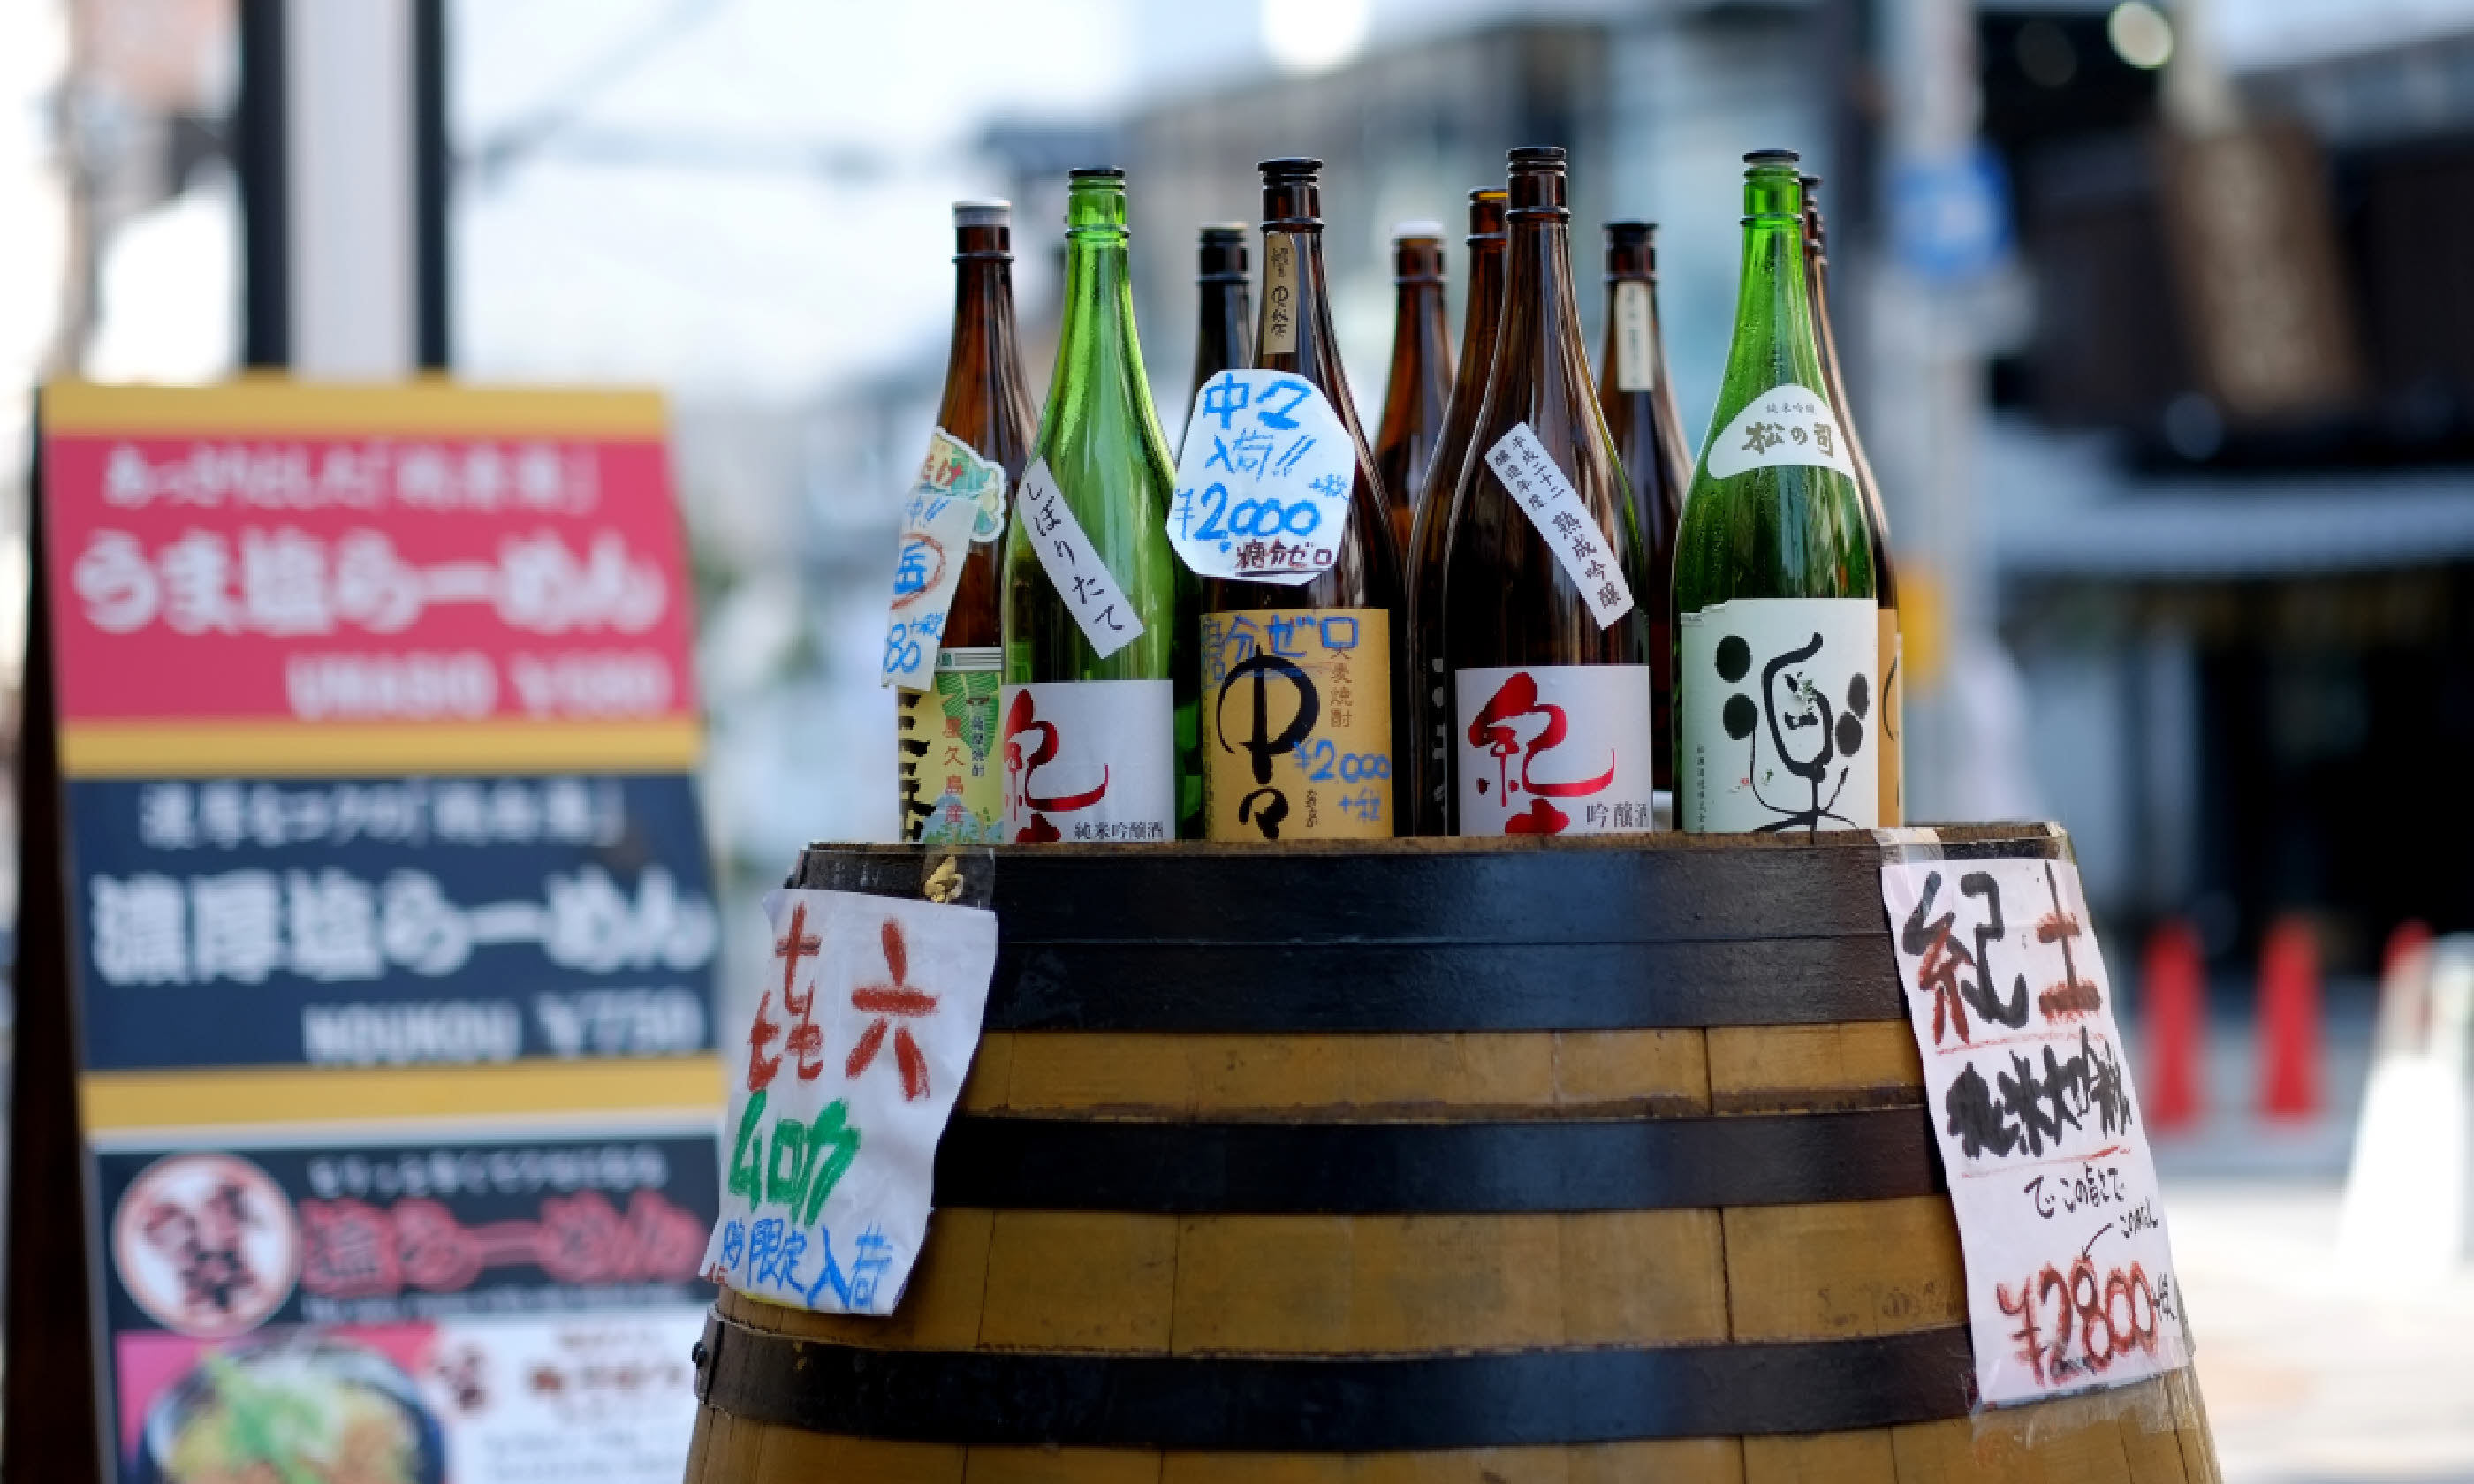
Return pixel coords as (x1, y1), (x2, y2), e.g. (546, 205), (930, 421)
(2143, 920), (2207, 1132)
(2258, 916), (2322, 1120)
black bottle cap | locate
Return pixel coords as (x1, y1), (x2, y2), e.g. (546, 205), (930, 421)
(1069, 166), (1126, 180)
(1509, 145), (1567, 164)
(1605, 219), (1656, 244)
(1743, 148), (1800, 166)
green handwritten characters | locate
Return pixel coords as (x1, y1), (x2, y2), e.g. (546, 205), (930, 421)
(727, 1090), (862, 1228)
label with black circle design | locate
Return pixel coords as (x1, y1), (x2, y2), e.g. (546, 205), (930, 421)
(1678, 597), (1877, 834)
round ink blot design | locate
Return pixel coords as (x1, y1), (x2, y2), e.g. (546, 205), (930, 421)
(1723, 694), (1758, 739)
(1714, 634), (1752, 684)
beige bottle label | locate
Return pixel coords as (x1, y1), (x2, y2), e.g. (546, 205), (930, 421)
(899, 646), (1004, 844)
(1614, 282), (1656, 392)
(1263, 232), (1298, 354)
(1878, 608), (1904, 827)
(1201, 608), (1392, 839)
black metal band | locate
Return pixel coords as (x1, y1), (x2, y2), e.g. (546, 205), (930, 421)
(693, 1316), (1977, 1449)
(935, 1109), (1940, 1214)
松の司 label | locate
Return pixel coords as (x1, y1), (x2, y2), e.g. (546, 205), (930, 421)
(1000, 678), (1173, 843)
(1201, 608), (1390, 840)
(881, 435), (997, 688)
(1703, 384), (1857, 481)
(1613, 282), (1656, 393)
(1015, 458), (1146, 661)
(1679, 597), (1877, 834)
(1454, 663), (1655, 837)
(899, 646), (1002, 844)
(1483, 422), (1635, 628)
(1171, 370), (1355, 584)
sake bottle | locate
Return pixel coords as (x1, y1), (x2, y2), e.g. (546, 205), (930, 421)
(1597, 219), (1691, 799)
(1373, 220), (1453, 558)
(1188, 223), (1254, 443)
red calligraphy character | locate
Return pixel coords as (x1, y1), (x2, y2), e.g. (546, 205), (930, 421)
(847, 919), (939, 1101)
(1004, 689), (1107, 843)
(751, 899), (825, 1089)
(1467, 671), (1618, 836)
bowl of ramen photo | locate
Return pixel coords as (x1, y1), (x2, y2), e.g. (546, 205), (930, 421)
(133, 1335), (444, 1484)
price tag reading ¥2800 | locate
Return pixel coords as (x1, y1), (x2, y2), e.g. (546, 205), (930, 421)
(1171, 369), (1355, 585)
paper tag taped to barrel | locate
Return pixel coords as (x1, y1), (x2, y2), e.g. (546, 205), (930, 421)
(1878, 856), (2192, 1407)
(702, 887), (996, 1317)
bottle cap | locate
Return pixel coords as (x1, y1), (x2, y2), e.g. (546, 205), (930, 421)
(1069, 166), (1126, 180)
(1199, 223), (1249, 242)
(1743, 148), (1801, 166)
(1509, 145), (1567, 164)
(1391, 219), (1447, 243)
(1605, 219), (1657, 242)
(1259, 156), (1324, 181)
(953, 200), (1012, 229)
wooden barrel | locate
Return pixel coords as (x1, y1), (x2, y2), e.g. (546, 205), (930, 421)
(685, 829), (2220, 1483)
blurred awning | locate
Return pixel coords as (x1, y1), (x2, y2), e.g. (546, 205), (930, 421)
(1996, 471), (2474, 579)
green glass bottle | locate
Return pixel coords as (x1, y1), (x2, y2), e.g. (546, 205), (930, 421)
(1673, 152), (1878, 835)
(1001, 168), (1198, 842)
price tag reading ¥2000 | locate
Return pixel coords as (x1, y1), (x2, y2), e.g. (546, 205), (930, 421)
(1171, 369), (1355, 585)
(1484, 422), (1635, 629)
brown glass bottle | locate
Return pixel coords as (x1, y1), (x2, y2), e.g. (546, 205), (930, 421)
(1800, 176), (1903, 825)
(1188, 223), (1253, 443)
(1373, 221), (1453, 558)
(1438, 148), (1654, 837)
(1598, 221), (1691, 794)
(897, 200), (1036, 843)
(1196, 158), (1407, 840)
(1406, 187), (1506, 836)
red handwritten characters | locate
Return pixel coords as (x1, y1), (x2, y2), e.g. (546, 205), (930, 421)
(1004, 688), (1105, 843)
(299, 1191), (707, 1298)
(1467, 671), (1617, 835)
(846, 919), (937, 1101)
(2034, 862), (2103, 1019)
(749, 899), (825, 1091)
(1995, 1256), (2166, 1388)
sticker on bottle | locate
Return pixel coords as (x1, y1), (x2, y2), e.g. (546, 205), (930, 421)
(1001, 678), (1174, 843)
(1678, 596), (1877, 834)
(1016, 458), (1147, 661)
(1263, 232), (1298, 353)
(881, 473), (986, 690)
(1201, 608), (1391, 840)
(899, 646), (1003, 844)
(1453, 663), (1656, 837)
(1704, 384), (1858, 481)
(1170, 369), (1355, 584)
(1482, 422), (1635, 628)
(1613, 282), (1656, 393)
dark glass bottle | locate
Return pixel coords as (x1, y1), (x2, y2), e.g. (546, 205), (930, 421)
(1001, 169), (1198, 842)
(897, 200), (1035, 844)
(1373, 220), (1453, 558)
(1407, 187), (1506, 836)
(1438, 148), (1655, 837)
(1597, 220), (1691, 797)
(1188, 223), (1253, 447)
(1802, 175), (1903, 826)
(1195, 158), (1406, 840)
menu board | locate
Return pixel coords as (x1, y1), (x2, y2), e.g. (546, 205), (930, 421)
(12, 382), (721, 1484)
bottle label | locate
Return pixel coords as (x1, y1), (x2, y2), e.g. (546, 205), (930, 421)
(1201, 607), (1391, 839)
(1704, 384), (1857, 481)
(1170, 370), (1353, 584)
(1483, 422), (1636, 628)
(1614, 282), (1656, 392)
(899, 646), (1004, 843)
(1015, 458), (1147, 661)
(1678, 597), (1878, 834)
(1001, 679), (1174, 843)
(1263, 232), (1298, 353)
(884, 430), (1004, 688)
(1878, 609), (1904, 828)
(1453, 663), (1656, 837)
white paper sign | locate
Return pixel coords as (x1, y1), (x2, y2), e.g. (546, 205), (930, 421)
(1001, 678), (1174, 843)
(1678, 597), (1876, 833)
(1171, 369), (1355, 583)
(1454, 663), (1657, 836)
(883, 491), (981, 690)
(1704, 383), (1857, 480)
(1879, 855), (2191, 1407)
(1483, 422), (1635, 628)
(701, 887), (998, 1317)
(1016, 458), (1146, 659)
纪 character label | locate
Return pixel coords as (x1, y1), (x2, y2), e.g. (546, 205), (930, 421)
(1453, 663), (1655, 837)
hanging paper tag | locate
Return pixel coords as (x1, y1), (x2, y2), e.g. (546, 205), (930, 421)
(1704, 383), (1858, 480)
(882, 491), (980, 690)
(1170, 370), (1355, 584)
(1613, 282), (1656, 392)
(1878, 853), (2191, 1406)
(702, 886), (998, 1317)
(1483, 422), (1635, 628)
(1016, 458), (1146, 660)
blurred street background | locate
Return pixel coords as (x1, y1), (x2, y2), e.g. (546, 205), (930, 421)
(4, 0), (2474, 1477)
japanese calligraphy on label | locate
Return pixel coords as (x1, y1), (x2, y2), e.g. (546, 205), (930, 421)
(703, 888), (997, 1317)
(884, 430), (1003, 689)
(1202, 608), (1390, 840)
(1613, 282), (1657, 392)
(1001, 679), (1175, 843)
(1678, 597), (1877, 834)
(1263, 232), (1298, 353)
(1171, 370), (1354, 583)
(1454, 664), (1655, 837)
(1483, 423), (1635, 628)
(899, 647), (1003, 844)
(1015, 458), (1146, 660)
(1878, 856), (2190, 1406)
(1704, 383), (1857, 480)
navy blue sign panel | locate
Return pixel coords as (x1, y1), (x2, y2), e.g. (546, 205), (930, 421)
(66, 772), (717, 1071)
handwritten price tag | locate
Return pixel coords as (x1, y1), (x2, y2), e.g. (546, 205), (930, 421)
(1170, 369), (1355, 584)
(1879, 855), (2191, 1405)
(882, 429), (1004, 689)
(701, 887), (997, 1317)
(1484, 422), (1635, 628)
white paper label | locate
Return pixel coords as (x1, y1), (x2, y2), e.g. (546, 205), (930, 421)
(1015, 458), (1146, 660)
(1263, 232), (1298, 353)
(1453, 663), (1657, 836)
(882, 483), (983, 691)
(1679, 597), (1877, 833)
(1001, 678), (1174, 842)
(1171, 369), (1354, 584)
(1482, 422), (1635, 628)
(702, 888), (998, 1318)
(1613, 282), (1656, 393)
(1878, 856), (2191, 1406)
(1704, 383), (1857, 480)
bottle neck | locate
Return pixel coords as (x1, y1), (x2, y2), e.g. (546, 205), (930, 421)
(1258, 223), (1363, 436)
(1495, 209), (1589, 412)
(1049, 214), (1153, 425)
(1718, 179), (1829, 408)
(1386, 241), (1449, 388)
(943, 243), (1024, 432)
(1453, 237), (1506, 392)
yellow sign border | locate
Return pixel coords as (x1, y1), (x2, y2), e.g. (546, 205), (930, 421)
(40, 378), (670, 440)
(81, 1055), (725, 1134)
